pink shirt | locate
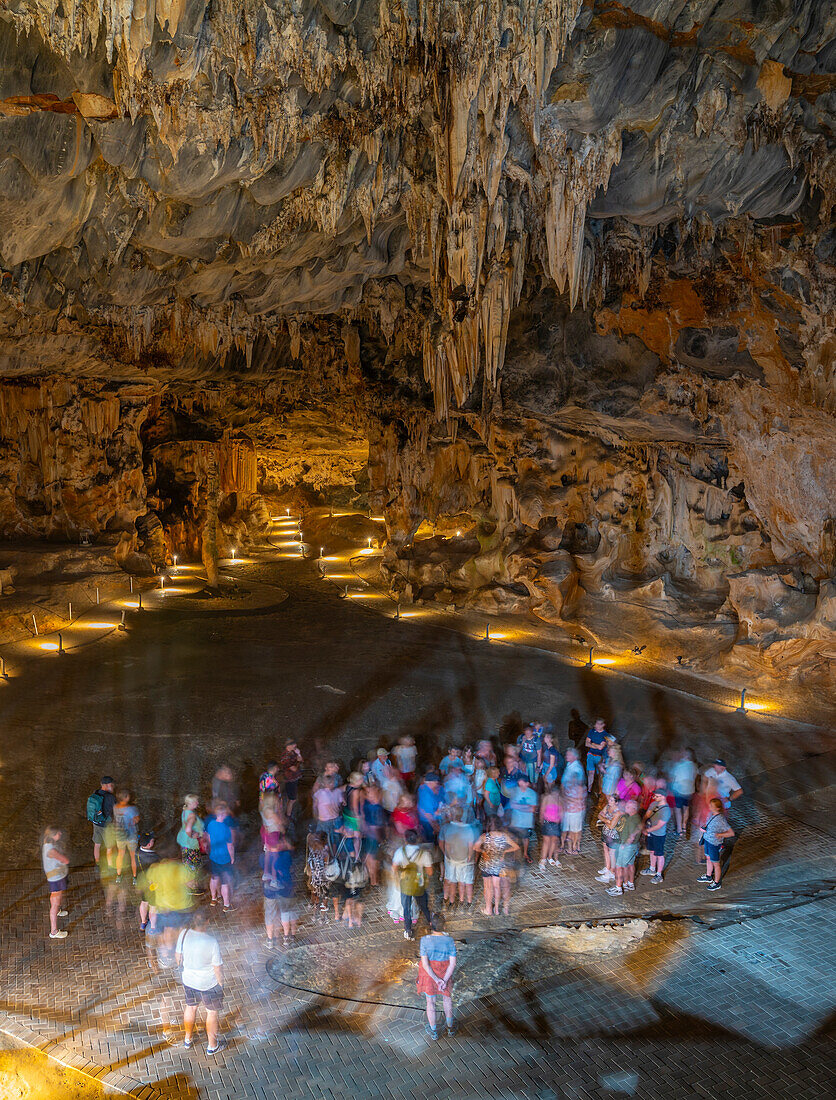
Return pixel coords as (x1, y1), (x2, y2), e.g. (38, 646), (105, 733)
(313, 787), (344, 822)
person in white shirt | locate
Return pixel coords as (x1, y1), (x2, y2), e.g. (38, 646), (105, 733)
(176, 911), (224, 1054)
(703, 760), (742, 810)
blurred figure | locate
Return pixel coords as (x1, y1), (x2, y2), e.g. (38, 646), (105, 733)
(176, 910), (225, 1055)
(392, 829), (433, 939)
(112, 789), (140, 883)
(539, 784), (562, 869)
(212, 765), (240, 814)
(42, 826), (70, 939)
(393, 735), (417, 786)
(136, 832), (159, 933)
(473, 817), (519, 916)
(281, 739), (304, 815)
(585, 718), (609, 791)
(176, 794), (205, 893)
(439, 808), (480, 907)
(668, 748), (697, 836)
(607, 799), (642, 896)
(206, 802), (236, 912)
(86, 775), (116, 867)
(595, 794), (621, 884)
(697, 797), (735, 890)
(641, 787), (671, 883)
(417, 912), (457, 1040)
(561, 781), (586, 856)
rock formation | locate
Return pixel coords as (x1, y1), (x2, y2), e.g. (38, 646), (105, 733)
(0, 1), (833, 696)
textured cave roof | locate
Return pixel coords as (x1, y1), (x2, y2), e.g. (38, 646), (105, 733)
(0, 1), (833, 382)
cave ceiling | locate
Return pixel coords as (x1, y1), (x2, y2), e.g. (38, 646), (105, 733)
(0, 1), (832, 403)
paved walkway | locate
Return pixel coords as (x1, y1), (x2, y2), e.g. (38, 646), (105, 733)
(0, 516), (833, 1098)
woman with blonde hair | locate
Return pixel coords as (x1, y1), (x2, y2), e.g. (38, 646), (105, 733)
(42, 827), (70, 939)
(176, 794), (205, 893)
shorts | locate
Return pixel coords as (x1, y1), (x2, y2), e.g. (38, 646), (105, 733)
(264, 897), (280, 924)
(284, 780), (299, 801)
(444, 859), (475, 884)
(183, 984), (224, 1011)
(362, 836), (380, 857)
(602, 836), (617, 849)
(673, 793), (691, 809)
(481, 869), (501, 878)
(511, 827), (536, 843)
(586, 754), (603, 772)
(48, 877), (68, 893)
(563, 812), (584, 833)
(521, 760), (537, 783)
(92, 824), (108, 845)
(615, 843), (639, 868)
(541, 821), (561, 837)
(156, 909), (191, 931)
(704, 840), (721, 861)
(209, 862), (234, 884)
(279, 899), (299, 921)
(116, 836), (138, 852)
(646, 833), (666, 856)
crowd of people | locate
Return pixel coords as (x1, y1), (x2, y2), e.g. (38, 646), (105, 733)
(42, 720), (743, 1046)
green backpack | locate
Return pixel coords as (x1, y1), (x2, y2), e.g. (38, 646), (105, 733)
(398, 847), (424, 895)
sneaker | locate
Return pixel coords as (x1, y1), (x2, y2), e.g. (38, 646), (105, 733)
(49, 931), (68, 939)
(425, 1024), (438, 1041)
(597, 867), (609, 876)
(56, 909), (68, 917)
(639, 868), (654, 876)
(606, 885), (623, 896)
(447, 1022), (457, 1037)
(706, 880), (722, 891)
(116, 874), (123, 885)
(264, 938), (274, 950)
(651, 874), (663, 884)
(140, 921), (148, 932)
(595, 871), (614, 882)
(696, 873), (712, 883)
(206, 1039), (226, 1055)
(209, 897), (218, 906)
(184, 1038), (192, 1050)
(222, 905), (236, 914)
(404, 930), (412, 940)
(624, 881), (635, 890)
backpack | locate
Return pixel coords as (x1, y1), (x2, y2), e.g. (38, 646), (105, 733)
(86, 791), (108, 826)
(398, 847), (424, 895)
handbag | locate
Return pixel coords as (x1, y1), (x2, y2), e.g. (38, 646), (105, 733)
(324, 858), (341, 882)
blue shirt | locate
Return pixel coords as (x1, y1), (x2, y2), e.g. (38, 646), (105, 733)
(703, 812), (730, 846)
(438, 755), (462, 776)
(509, 788), (538, 829)
(206, 817), (234, 864)
(419, 933), (456, 962)
(518, 736), (539, 761)
(417, 783), (444, 821)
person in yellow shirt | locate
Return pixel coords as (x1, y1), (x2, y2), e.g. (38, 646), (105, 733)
(138, 855), (194, 951)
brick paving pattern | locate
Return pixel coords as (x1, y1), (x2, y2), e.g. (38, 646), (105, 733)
(1, 525), (833, 1098)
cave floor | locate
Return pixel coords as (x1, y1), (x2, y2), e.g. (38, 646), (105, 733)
(0, 519), (833, 1098)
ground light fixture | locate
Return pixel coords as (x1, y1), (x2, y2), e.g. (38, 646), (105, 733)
(68, 602), (73, 622)
(31, 613), (38, 636)
(129, 576), (134, 593)
(737, 688), (747, 712)
(96, 587), (100, 605)
(586, 645), (595, 667)
(58, 632), (65, 656)
(0, 656), (8, 679)
(485, 623), (491, 641)
(119, 611), (127, 632)
(160, 575), (165, 590)
(368, 537), (374, 548)
(138, 592), (143, 611)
